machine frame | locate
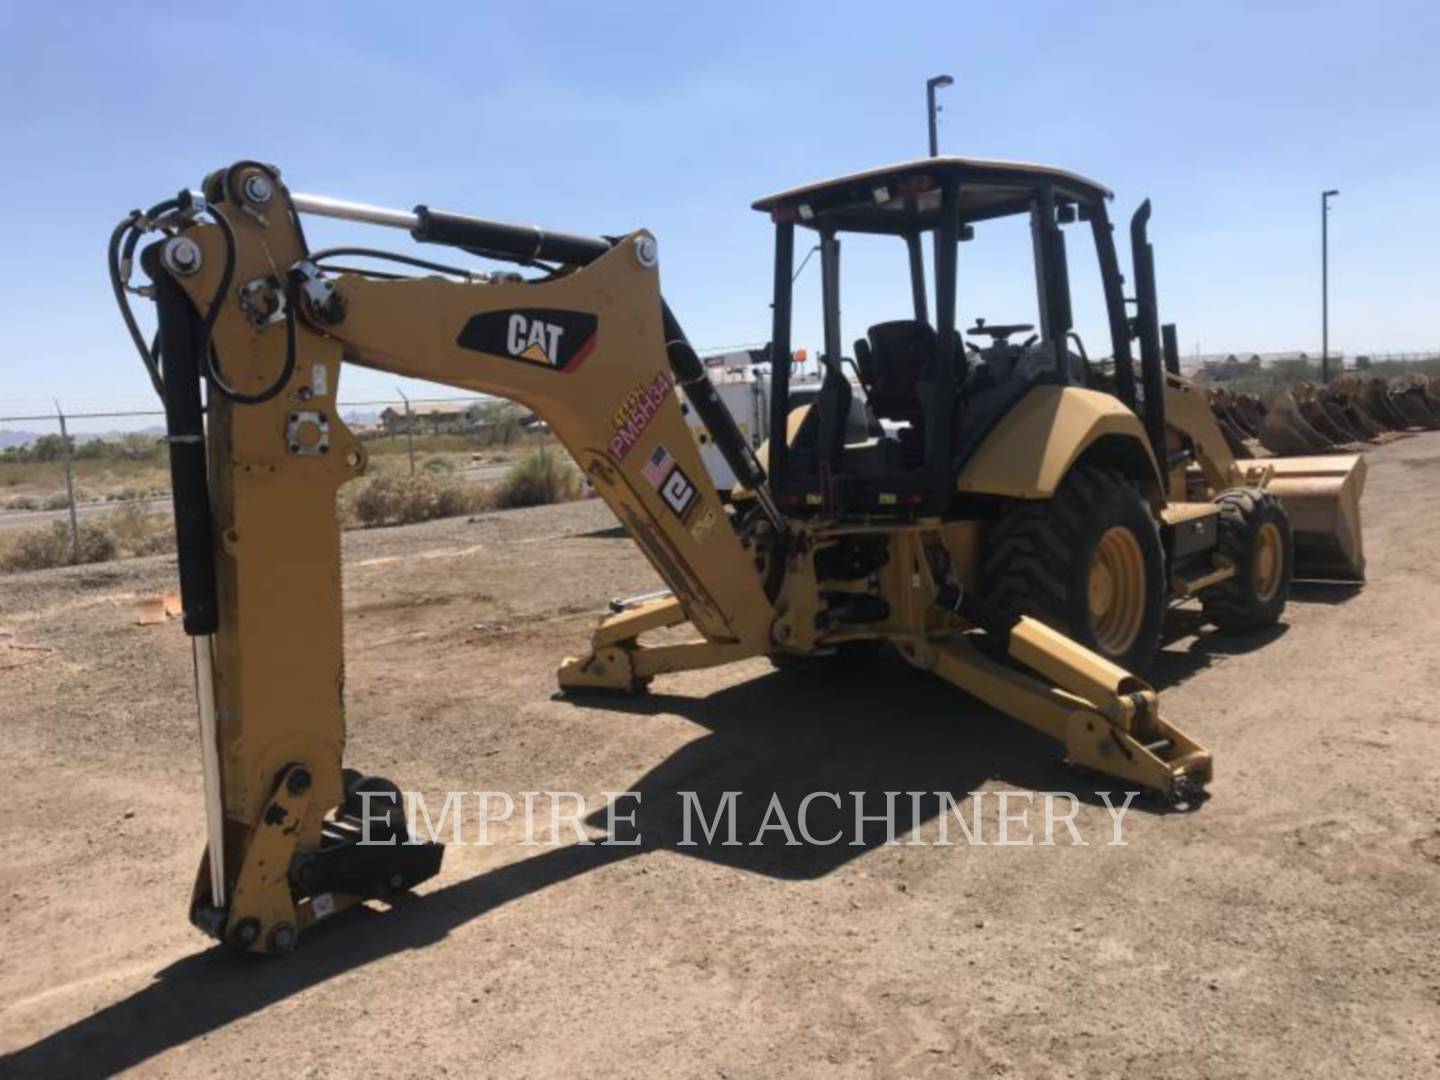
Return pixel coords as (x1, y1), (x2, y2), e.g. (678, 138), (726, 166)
(110, 158), (1248, 955)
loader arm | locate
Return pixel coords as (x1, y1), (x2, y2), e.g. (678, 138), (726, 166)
(1163, 373), (1366, 580)
(1128, 202), (1365, 580)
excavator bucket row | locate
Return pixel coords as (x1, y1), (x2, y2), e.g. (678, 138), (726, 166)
(1205, 387), (1269, 458)
(1199, 372), (1440, 581)
(1207, 374), (1440, 458)
(1209, 374), (1440, 459)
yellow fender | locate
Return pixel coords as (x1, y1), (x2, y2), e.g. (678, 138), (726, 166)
(956, 386), (1162, 500)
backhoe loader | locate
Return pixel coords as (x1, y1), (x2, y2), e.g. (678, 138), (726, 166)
(108, 156), (1362, 955)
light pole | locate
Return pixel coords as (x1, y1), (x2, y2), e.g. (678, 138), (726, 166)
(1321, 188), (1339, 383)
(396, 386), (416, 475)
(926, 74), (954, 157)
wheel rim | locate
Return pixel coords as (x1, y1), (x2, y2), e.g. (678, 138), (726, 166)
(1087, 526), (1146, 656)
(1253, 521), (1283, 602)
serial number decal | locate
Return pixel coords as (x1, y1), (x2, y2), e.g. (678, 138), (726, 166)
(609, 369), (676, 459)
(688, 504), (719, 543)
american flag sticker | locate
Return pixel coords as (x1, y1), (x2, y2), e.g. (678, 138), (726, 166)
(642, 445), (674, 489)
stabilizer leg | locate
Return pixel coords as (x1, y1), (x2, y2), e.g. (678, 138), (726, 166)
(558, 595), (762, 692)
(899, 617), (1212, 804)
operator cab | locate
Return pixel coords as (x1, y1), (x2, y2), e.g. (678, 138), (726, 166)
(752, 156), (1138, 516)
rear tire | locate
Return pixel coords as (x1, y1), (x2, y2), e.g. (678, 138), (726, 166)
(981, 466), (1166, 676)
(1200, 488), (1292, 631)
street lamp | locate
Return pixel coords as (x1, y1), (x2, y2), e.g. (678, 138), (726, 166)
(926, 74), (954, 157)
(1322, 188), (1339, 383)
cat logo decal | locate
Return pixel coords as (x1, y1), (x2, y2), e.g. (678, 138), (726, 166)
(456, 309), (598, 372)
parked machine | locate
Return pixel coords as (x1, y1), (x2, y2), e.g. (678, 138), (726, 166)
(108, 155), (1365, 954)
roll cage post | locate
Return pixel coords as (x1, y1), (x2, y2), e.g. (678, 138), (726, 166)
(906, 232), (929, 324)
(927, 180), (961, 510)
(1090, 200), (1139, 410)
(767, 219), (795, 497)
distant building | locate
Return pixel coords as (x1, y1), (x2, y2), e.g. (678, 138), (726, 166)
(1189, 351), (1340, 383)
(379, 401), (484, 434)
(1194, 354), (1264, 382)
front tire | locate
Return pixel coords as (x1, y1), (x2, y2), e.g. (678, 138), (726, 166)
(981, 466), (1166, 676)
(1199, 488), (1292, 631)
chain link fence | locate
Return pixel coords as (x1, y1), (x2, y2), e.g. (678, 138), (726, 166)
(0, 396), (555, 566)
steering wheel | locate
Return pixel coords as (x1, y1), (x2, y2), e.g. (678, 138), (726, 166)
(966, 318), (1036, 344)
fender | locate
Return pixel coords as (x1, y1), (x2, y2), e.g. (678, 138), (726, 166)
(956, 385), (1163, 500)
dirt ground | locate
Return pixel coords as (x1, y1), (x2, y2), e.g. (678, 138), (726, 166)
(1, 436), (1438, 1079)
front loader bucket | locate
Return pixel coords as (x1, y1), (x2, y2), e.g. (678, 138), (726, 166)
(1264, 454), (1367, 581)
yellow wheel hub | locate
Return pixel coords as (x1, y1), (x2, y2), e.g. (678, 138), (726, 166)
(1253, 521), (1283, 602)
(1087, 526), (1146, 656)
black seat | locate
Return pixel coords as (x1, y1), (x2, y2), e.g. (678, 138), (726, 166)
(853, 320), (937, 426)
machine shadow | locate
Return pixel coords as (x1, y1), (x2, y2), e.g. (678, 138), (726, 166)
(2, 654), (1150, 1077)
(571, 653), (1138, 878)
(1288, 581), (1364, 606)
(573, 524), (630, 540)
(1153, 612), (1291, 687)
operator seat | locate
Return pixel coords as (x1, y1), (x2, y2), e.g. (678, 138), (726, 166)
(853, 320), (935, 426)
(854, 320), (939, 466)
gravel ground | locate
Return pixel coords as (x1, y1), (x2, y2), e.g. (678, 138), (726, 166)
(1, 438), (1438, 1079)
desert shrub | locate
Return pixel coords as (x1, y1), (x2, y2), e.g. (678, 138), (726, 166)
(0, 520), (117, 572)
(345, 472), (483, 528)
(489, 448), (581, 510)
(107, 485), (168, 503)
(4, 495), (39, 511)
(27, 434), (72, 462)
(422, 456), (455, 474)
(103, 502), (175, 556)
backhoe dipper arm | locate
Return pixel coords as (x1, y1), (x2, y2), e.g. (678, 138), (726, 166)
(129, 161), (777, 952)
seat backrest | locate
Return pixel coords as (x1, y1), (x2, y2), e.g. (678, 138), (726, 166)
(861, 320), (936, 423)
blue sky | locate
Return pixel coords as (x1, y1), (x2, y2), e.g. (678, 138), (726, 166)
(1, 1), (1436, 426)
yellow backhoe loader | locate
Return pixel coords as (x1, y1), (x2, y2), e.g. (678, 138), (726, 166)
(108, 156), (1362, 955)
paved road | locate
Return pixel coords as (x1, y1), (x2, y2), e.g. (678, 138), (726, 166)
(0, 463), (514, 531)
(0, 496), (172, 532)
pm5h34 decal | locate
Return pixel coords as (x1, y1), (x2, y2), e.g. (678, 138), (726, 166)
(456, 309), (598, 372)
(609, 369), (676, 460)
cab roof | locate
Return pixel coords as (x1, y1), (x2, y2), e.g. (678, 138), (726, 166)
(751, 156), (1112, 235)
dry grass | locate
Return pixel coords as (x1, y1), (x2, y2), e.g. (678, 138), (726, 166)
(0, 445), (583, 574)
(340, 472), (485, 528)
(489, 448), (582, 509)
(342, 448), (580, 526)
(0, 504), (173, 574)
(0, 457), (170, 504)
(0, 521), (116, 572)
(102, 502), (176, 557)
